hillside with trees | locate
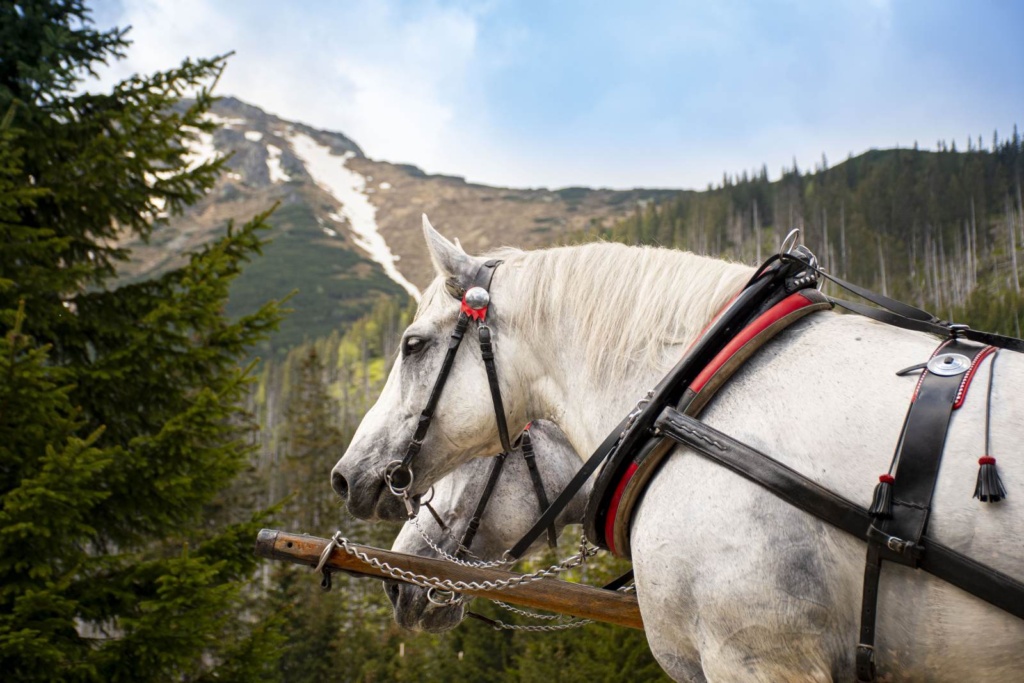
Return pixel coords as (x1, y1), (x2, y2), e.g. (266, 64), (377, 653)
(583, 139), (1024, 335)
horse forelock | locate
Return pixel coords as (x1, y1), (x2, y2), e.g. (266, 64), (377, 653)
(497, 242), (756, 383)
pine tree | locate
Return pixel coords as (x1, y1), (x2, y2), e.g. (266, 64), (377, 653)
(0, 2), (286, 680)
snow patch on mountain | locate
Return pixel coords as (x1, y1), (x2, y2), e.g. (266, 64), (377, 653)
(266, 144), (292, 183)
(205, 112), (247, 128)
(288, 132), (421, 300)
(244, 131), (263, 142)
(184, 129), (218, 170)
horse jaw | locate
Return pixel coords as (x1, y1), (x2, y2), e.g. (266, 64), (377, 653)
(387, 516), (468, 632)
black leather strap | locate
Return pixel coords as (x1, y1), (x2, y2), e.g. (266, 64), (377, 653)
(459, 451), (508, 556)
(603, 569), (635, 591)
(521, 430), (558, 548)
(507, 415), (630, 560)
(479, 325), (513, 454)
(400, 312), (471, 471)
(399, 260), (501, 475)
(652, 408), (1024, 620)
(879, 342), (987, 564)
(779, 248), (1024, 353)
(856, 544), (883, 682)
(583, 256), (807, 546)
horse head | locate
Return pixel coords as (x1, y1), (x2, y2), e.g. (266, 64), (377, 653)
(384, 420), (587, 632)
(332, 216), (537, 521)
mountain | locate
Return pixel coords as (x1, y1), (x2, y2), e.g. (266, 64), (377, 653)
(116, 97), (676, 355)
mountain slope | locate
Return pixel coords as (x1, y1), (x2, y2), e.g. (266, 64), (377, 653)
(117, 97), (674, 355)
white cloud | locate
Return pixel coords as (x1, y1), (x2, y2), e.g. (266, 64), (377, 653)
(90, 0), (485, 173)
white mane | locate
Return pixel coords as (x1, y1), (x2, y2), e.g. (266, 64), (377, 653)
(496, 242), (755, 383)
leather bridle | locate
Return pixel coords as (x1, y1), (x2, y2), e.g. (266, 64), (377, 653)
(384, 259), (558, 549)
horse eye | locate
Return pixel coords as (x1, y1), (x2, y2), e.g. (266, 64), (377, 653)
(402, 336), (427, 357)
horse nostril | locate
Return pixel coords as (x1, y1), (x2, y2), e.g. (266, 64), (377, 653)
(384, 580), (400, 607)
(332, 470), (349, 499)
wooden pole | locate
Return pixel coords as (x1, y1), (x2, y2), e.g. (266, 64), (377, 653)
(255, 529), (643, 631)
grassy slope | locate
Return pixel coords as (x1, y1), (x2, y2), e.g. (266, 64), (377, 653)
(227, 201), (409, 358)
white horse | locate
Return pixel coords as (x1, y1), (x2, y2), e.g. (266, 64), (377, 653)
(333, 216), (1024, 681)
(385, 420), (588, 632)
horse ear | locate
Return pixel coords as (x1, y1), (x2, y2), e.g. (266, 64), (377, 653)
(422, 214), (477, 280)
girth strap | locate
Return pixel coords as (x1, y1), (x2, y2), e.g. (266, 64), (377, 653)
(652, 408), (1024, 620)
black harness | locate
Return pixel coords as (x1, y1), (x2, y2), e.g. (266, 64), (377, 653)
(386, 260), (557, 553)
(498, 242), (1024, 679)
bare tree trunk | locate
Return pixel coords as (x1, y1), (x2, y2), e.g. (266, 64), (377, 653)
(970, 196), (979, 283)
(877, 235), (888, 297)
(753, 199), (761, 263)
(840, 201), (847, 278)
(821, 206), (828, 268)
(1008, 195), (1020, 293)
(1017, 178), (1024, 247)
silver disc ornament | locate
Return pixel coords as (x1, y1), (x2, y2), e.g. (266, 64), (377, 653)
(464, 286), (490, 310)
(926, 353), (971, 377)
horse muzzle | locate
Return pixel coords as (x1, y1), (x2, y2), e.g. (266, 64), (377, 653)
(384, 579), (466, 633)
(331, 463), (409, 521)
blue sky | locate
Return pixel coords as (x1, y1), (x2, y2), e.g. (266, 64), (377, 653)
(91, 0), (1024, 190)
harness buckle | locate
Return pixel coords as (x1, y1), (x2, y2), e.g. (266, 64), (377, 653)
(948, 323), (970, 340)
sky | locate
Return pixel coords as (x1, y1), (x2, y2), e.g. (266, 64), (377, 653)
(90, 0), (1024, 191)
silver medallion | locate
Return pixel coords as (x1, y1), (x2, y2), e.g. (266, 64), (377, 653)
(926, 353), (971, 377)
(464, 286), (490, 310)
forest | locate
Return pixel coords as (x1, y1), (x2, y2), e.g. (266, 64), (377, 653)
(2, 2), (1022, 682)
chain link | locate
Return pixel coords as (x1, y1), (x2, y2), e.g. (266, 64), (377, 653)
(485, 580), (636, 631)
(483, 615), (593, 632)
(318, 531), (598, 594)
(492, 600), (573, 621)
(410, 516), (509, 569)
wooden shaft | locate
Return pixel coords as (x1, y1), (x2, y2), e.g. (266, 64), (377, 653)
(255, 528), (643, 631)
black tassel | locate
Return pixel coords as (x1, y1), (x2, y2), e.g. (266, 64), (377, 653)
(869, 474), (894, 519)
(974, 456), (1007, 503)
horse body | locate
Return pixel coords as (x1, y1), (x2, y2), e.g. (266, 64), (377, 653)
(632, 312), (1024, 681)
(333, 218), (1024, 681)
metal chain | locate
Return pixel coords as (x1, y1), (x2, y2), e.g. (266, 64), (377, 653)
(317, 531), (598, 594)
(483, 615), (593, 632)
(492, 600), (572, 621)
(410, 516), (509, 569)
(484, 581), (637, 631)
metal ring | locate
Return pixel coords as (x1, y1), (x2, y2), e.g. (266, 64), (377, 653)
(779, 228), (800, 255)
(385, 460), (414, 495)
(427, 587), (464, 606)
(419, 485), (435, 506)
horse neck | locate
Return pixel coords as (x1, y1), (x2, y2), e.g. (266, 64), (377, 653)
(499, 243), (755, 457)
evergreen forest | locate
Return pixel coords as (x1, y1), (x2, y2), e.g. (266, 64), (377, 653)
(2, 2), (1022, 682)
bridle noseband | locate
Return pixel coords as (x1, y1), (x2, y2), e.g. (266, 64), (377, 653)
(385, 259), (558, 561)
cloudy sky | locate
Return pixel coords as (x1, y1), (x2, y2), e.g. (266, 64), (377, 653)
(90, 0), (1024, 190)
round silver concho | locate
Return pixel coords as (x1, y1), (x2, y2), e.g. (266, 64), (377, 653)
(464, 286), (490, 310)
(926, 353), (972, 377)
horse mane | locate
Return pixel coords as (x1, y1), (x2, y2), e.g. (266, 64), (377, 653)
(497, 242), (755, 383)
